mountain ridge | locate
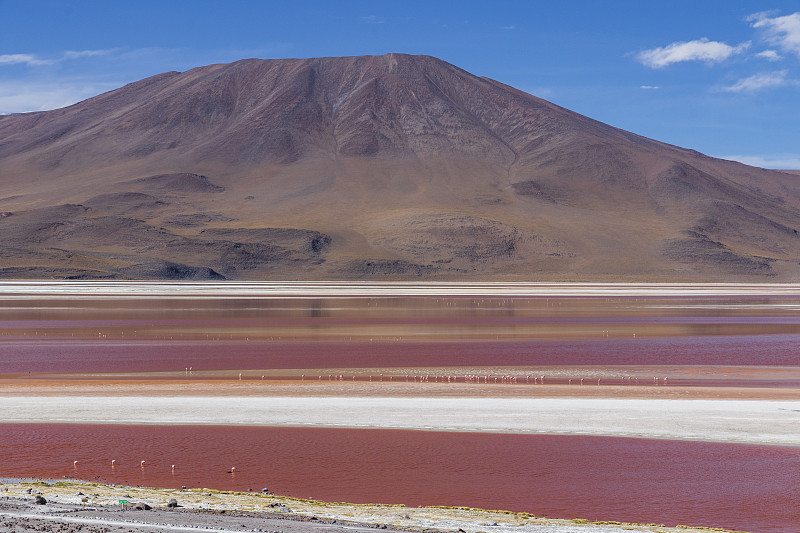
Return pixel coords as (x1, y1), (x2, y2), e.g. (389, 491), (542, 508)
(0, 53), (799, 281)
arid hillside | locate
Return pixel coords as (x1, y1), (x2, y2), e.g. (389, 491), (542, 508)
(1, 53), (799, 280)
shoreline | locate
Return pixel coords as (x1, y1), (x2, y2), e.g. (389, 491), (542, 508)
(1, 381), (799, 446)
(0, 480), (751, 533)
(2, 395), (799, 446)
(3, 376), (800, 399)
(1, 280), (800, 298)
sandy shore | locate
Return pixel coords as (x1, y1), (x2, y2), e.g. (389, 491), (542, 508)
(0, 480), (750, 533)
(1, 381), (799, 445)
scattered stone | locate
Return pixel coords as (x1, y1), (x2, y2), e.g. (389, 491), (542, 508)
(33, 495), (47, 505)
(167, 498), (179, 508)
(133, 502), (152, 510)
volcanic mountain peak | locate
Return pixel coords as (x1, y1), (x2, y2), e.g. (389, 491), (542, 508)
(0, 53), (799, 281)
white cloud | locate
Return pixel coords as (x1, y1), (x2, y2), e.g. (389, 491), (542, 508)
(749, 11), (800, 58)
(63, 49), (117, 59)
(721, 154), (800, 169)
(639, 85), (660, 89)
(0, 81), (118, 114)
(0, 49), (118, 67)
(0, 53), (53, 66)
(501, 25), (516, 30)
(636, 38), (750, 68)
(755, 49), (782, 61)
(361, 15), (385, 24)
(721, 70), (793, 92)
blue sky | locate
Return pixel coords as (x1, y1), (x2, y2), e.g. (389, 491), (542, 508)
(1, 0), (799, 168)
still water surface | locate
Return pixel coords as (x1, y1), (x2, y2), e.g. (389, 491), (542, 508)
(2, 286), (799, 532)
(1, 292), (800, 375)
(1, 424), (798, 533)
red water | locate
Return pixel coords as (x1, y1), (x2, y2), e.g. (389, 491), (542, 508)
(2, 294), (800, 375)
(2, 335), (800, 375)
(3, 294), (800, 532)
(1, 424), (798, 533)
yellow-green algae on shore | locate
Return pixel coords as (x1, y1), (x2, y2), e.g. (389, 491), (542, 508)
(0, 481), (748, 533)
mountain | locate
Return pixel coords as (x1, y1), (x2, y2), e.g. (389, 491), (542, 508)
(1, 53), (799, 281)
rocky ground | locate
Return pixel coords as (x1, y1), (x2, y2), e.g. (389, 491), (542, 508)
(0, 481), (748, 533)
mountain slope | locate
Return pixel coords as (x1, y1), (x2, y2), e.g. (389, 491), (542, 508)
(1, 53), (799, 280)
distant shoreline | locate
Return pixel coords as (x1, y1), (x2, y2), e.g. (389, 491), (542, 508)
(1, 280), (800, 298)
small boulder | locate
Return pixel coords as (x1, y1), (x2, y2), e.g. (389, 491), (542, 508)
(34, 495), (47, 505)
(167, 498), (179, 508)
(133, 502), (151, 511)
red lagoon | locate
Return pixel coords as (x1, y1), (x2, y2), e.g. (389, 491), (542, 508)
(2, 335), (800, 375)
(1, 424), (798, 533)
(3, 293), (800, 376)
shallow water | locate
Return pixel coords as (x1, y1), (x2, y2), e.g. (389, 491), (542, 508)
(1, 424), (798, 533)
(1, 292), (800, 376)
(2, 285), (799, 532)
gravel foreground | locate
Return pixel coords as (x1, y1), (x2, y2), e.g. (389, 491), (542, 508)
(0, 481), (748, 533)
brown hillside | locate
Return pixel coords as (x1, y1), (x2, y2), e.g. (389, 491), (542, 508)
(1, 53), (799, 280)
